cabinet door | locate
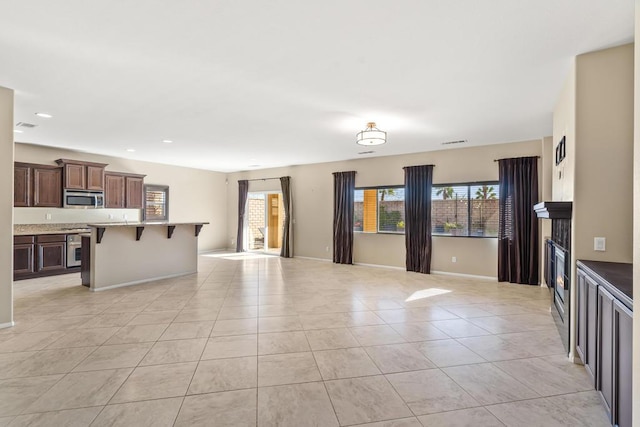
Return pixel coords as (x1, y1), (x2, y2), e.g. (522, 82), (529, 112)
(105, 174), (125, 208)
(13, 243), (35, 275)
(597, 286), (614, 420)
(585, 275), (598, 384)
(37, 242), (66, 272)
(33, 168), (62, 207)
(64, 163), (86, 190)
(86, 165), (105, 191)
(14, 165), (31, 207)
(125, 176), (144, 209)
(576, 270), (587, 364)
(613, 300), (632, 427)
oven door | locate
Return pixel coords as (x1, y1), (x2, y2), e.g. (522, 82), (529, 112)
(66, 235), (82, 267)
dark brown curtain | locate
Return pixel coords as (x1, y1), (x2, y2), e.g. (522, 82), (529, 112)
(498, 157), (539, 284)
(280, 176), (293, 258)
(333, 171), (356, 264)
(236, 180), (248, 252)
(404, 165), (434, 274)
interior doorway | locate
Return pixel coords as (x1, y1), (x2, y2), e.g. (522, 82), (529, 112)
(246, 192), (284, 255)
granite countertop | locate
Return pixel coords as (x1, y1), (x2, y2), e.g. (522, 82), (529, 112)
(577, 260), (633, 310)
(14, 223), (91, 236)
(87, 221), (209, 228)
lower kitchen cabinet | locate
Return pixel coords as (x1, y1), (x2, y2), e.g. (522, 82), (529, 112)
(13, 236), (35, 275)
(14, 234), (76, 280)
(576, 261), (632, 427)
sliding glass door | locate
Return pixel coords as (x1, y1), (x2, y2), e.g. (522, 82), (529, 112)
(245, 192), (284, 254)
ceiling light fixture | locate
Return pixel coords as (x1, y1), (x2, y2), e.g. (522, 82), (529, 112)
(126, 148), (136, 152)
(356, 122), (386, 146)
(162, 139), (173, 144)
(35, 112), (53, 118)
(13, 129), (23, 133)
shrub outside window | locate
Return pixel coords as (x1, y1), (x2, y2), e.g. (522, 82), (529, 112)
(354, 187), (405, 234)
(432, 182), (499, 237)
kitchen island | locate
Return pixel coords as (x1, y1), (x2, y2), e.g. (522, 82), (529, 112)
(85, 221), (208, 291)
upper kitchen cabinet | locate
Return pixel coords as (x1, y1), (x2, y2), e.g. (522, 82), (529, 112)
(56, 159), (108, 191)
(105, 172), (145, 209)
(33, 165), (62, 207)
(14, 162), (31, 207)
(15, 162), (63, 208)
(125, 175), (144, 209)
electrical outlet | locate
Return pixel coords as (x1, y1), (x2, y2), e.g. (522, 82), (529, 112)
(594, 237), (606, 251)
(451, 256), (457, 263)
(45, 213), (52, 220)
(231, 238), (235, 245)
(325, 246), (329, 252)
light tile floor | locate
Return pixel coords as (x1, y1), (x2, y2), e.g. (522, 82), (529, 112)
(0, 253), (610, 426)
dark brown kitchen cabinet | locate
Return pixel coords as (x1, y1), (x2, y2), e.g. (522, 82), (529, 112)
(576, 261), (633, 427)
(597, 285), (614, 418)
(105, 173), (125, 208)
(13, 235), (35, 276)
(125, 176), (144, 209)
(33, 166), (62, 207)
(576, 269), (598, 384)
(105, 172), (145, 209)
(36, 234), (66, 272)
(14, 163), (31, 207)
(613, 300), (632, 427)
(56, 159), (107, 191)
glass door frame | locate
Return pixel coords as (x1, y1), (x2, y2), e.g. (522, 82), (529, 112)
(244, 191), (283, 254)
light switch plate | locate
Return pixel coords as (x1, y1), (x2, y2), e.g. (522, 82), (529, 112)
(594, 237), (606, 251)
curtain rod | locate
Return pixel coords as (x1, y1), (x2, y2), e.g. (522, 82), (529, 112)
(493, 156), (540, 162)
(246, 177), (282, 182)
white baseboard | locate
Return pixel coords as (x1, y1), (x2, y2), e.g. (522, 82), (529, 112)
(353, 262), (405, 271)
(90, 271), (197, 292)
(430, 270), (497, 281)
(0, 321), (15, 329)
(293, 255), (332, 263)
(198, 248), (228, 255)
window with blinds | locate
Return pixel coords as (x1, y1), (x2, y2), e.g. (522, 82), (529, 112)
(144, 185), (169, 221)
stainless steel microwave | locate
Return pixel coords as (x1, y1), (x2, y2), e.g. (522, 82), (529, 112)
(63, 189), (105, 208)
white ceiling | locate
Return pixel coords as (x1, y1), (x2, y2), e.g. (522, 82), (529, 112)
(0, 1), (634, 172)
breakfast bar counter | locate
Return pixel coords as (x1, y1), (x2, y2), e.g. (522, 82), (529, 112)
(85, 221), (208, 291)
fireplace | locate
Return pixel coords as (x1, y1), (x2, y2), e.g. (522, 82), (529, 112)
(535, 202), (572, 354)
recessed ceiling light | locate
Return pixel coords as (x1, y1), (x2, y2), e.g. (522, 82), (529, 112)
(162, 139), (173, 144)
(249, 164), (261, 168)
(126, 148), (136, 152)
(13, 129), (23, 133)
(35, 112), (53, 118)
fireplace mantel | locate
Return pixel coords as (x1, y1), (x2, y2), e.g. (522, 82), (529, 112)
(534, 201), (573, 219)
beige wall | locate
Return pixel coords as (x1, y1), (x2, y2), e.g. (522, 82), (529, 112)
(553, 44), (634, 363)
(552, 60), (577, 202)
(540, 136), (554, 283)
(633, 2), (639, 424)
(227, 139), (542, 277)
(14, 143), (228, 251)
(0, 87), (14, 328)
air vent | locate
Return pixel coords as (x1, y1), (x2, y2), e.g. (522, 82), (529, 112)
(358, 151), (375, 155)
(441, 139), (467, 145)
(15, 122), (37, 128)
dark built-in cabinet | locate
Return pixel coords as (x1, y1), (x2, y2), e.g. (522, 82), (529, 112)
(13, 234), (72, 280)
(105, 172), (145, 209)
(14, 163), (63, 208)
(56, 159), (107, 191)
(576, 261), (632, 427)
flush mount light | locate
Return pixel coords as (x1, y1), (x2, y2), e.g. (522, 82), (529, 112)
(356, 122), (386, 146)
(13, 129), (23, 133)
(126, 148), (136, 152)
(35, 112), (53, 118)
(162, 139), (173, 144)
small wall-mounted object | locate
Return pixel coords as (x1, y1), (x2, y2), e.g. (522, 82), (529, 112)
(555, 136), (566, 166)
(594, 237), (606, 251)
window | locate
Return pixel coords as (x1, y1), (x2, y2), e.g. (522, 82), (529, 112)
(144, 185), (169, 221)
(431, 182), (499, 237)
(354, 187), (405, 234)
